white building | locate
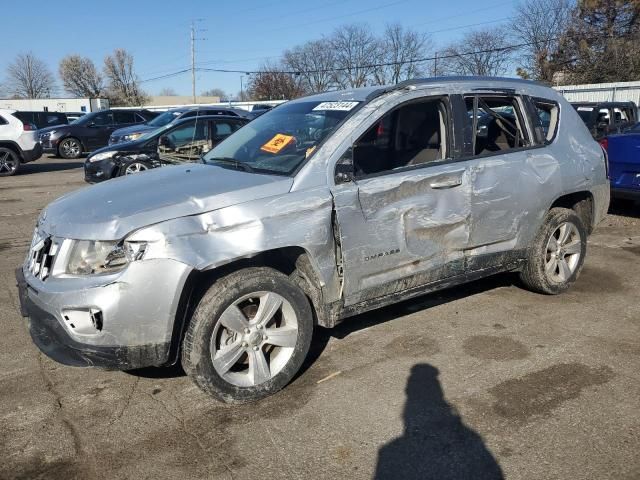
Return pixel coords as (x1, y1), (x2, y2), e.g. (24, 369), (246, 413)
(0, 97), (109, 113)
(554, 80), (640, 105)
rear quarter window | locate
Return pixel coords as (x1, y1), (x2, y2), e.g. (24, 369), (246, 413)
(531, 98), (560, 144)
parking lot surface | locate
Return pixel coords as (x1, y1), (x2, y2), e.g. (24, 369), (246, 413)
(1, 157), (639, 480)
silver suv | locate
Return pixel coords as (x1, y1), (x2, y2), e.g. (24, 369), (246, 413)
(16, 78), (609, 403)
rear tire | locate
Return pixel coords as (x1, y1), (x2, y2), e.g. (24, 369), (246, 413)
(58, 137), (82, 159)
(0, 147), (20, 176)
(520, 208), (587, 294)
(182, 267), (314, 403)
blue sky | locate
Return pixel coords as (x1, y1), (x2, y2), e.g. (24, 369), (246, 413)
(1, 0), (519, 98)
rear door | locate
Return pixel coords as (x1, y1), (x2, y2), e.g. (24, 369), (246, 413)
(461, 92), (546, 262)
(331, 95), (471, 306)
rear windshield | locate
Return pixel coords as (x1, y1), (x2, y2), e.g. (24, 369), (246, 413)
(203, 100), (359, 175)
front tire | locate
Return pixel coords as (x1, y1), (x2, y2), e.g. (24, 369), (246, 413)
(182, 267), (314, 403)
(0, 147), (20, 176)
(123, 160), (152, 176)
(520, 207), (587, 294)
(58, 137), (82, 159)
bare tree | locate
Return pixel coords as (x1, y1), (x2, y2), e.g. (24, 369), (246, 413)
(247, 62), (306, 101)
(441, 28), (514, 76)
(59, 55), (103, 97)
(373, 24), (432, 85)
(331, 24), (378, 88)
(283, 39), (336, 93)
(158, 87), (178, 96)
(201, 88), (227, 98)
(103, 49), (147, 106)
(6, 52), (55, 98)
(512, 0), (573, 82)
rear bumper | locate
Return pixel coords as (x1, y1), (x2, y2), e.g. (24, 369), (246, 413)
(21, 143), (43, 163)
(611, 186), (640, 200)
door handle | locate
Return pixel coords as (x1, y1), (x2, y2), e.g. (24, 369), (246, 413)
(430, 178), (462, 189)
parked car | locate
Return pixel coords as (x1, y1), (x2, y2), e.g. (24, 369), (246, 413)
(599, 133), (640, 201)
(108, 106), (255, 145)
(16, 77), (609, 403)
(12, 111), (68, 130)
(64, 112), (86, 122)
(85, 115), (249, 182)
(0, 109), (42, 176)
(39, 109), (159, 159)
(572, 101), (638, 139)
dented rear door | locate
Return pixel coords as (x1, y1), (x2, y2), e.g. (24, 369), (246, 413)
(332, 163), (472, 307)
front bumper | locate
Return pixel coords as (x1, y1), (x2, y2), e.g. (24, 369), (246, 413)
(15, 257), (191, 370)
(22, 143), (43, 163)
(84, 158), (117, 183)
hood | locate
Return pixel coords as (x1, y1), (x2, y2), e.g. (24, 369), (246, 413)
(40, 164), (293, 240)
(112, 124), (155, 137)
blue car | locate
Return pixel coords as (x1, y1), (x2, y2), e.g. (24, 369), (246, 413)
(601, 133), (640, 200)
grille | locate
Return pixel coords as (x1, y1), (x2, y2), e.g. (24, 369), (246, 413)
(27, 232), (59, 281)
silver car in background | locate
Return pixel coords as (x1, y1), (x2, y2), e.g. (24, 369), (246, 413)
(16, 77), (609, 403)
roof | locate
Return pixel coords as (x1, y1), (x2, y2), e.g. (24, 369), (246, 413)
(290, 76), (548, 105)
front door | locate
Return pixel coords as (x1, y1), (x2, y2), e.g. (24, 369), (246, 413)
(331, 96), (472, 306)
(157, 118), (210, 165)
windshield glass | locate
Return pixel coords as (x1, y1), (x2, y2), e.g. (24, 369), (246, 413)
(137, 122), (176, 141)
(147, 110), (183, 127)
(202, 100), (359, 175)
(72, 111), (101, 126)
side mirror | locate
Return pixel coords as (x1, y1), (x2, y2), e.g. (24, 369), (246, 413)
(87, 121), (97, 128)
(335, 148), (354, 184)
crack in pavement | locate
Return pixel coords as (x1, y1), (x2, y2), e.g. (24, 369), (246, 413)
(36, 353), (97, 478)
(107, 377), (139, 426)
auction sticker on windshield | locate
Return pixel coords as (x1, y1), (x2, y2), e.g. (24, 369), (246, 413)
(261, 134), (295, 154)
(312, 101), (359, 111)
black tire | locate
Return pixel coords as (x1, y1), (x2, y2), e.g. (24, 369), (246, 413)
(182, 267), (314, 403)
(0, 147), (20, 176)
(520, 207), (587, 294)
(57, 137), (82, 159)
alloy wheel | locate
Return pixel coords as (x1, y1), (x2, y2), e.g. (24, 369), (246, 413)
(0, 149), (18, 176)
(545, 222), (582, 283)
(125, 162), (149, 175)
(210, 291), (299, 387)
(60, 139), (81, 158)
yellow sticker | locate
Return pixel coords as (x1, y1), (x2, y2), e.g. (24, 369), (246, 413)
(305, 145), (317, 158)
(261, 134), (295, 154)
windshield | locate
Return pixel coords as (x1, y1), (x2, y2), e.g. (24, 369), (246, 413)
(72, 110), (101, 126)
(147, 110), (183, 127)
(137, 122), (176, 141)
(202, 100), (359, 175)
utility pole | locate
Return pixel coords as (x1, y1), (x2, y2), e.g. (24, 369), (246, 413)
(190, 19), (206, 104)
(191, 22), (196, 103)
(433, 51), (438, 77)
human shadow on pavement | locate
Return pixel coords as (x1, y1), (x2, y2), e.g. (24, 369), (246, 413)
(374, 364), (504, 480)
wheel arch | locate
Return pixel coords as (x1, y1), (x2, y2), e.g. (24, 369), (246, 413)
(166, 246), (327, 366)
(0, 141), (23, 161)
(548, 190), (595, 234)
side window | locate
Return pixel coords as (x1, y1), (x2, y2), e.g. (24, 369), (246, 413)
(91, 112), (112, 126)
(135, 113), (148, 123)
(213, 121), (233, 140)
(531, 98), (559, 144)
(464, 95), (529, 156)
(181, 111), (197, 118)
(158, 120), (209, 162)
(613, 107), (629, 125)
(0, 115), (8, 125)
(352, 98), (448, 177)
(113, 111), (136, 124)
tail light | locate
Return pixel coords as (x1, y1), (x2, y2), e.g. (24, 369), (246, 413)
(598, 137), (609, 178)
(22, 122), (36, 131)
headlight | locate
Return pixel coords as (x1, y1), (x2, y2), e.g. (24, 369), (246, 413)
(88, 151), (118, 162)
(66, 240), (147, 275)
(123, 133), (143, 142)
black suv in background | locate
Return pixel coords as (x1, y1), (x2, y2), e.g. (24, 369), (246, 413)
(108, 106), (255, 145)
(572, 101), (638, 139)
(39, 109), (158, 158)
(13, 111), (68, 129)
(85, 115), (249, 182)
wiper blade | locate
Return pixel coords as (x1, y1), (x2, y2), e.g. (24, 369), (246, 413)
(207, 157), (256, 173)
